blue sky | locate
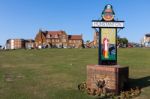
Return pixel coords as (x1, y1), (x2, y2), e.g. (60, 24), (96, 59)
(0, 0), (150, 45)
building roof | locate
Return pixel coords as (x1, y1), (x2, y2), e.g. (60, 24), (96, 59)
(46, 31), (66, 38)
(47, 31), (64, 35)
(145, 34), (150, 37)
(8, 38), (25, 40)
(25, 39), (35, 42)
(68, 35), (82, 40)
(36, 30), (83, 40)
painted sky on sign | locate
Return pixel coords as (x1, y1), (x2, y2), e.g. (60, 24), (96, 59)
(101, 28), (116, 44)
(0, 0), (150, 45)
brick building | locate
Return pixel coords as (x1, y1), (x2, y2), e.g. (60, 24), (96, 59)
(6, 39), (25, 49)
(68, 35), (83, 48)
(35, 30), (83, 48)
(85, 32), (99, 48)
(93, 32), (99, 48)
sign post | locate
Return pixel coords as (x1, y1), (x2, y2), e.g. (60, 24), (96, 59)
(92, 4), (124, 65)
(86, 4), (128, 95)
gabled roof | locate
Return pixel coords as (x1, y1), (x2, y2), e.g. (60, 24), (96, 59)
(36, 30), (83, 40)
(68, 35), (82, 40)
(47, 31), (65, 35)
(46, 31), (66, 38)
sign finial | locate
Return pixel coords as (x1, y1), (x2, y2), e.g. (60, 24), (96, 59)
(102, 4), (115, 21)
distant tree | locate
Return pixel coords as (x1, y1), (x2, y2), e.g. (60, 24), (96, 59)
(85, 40), (91, 48)
(122, 38), (128, 45)
(117, 35), (128, 47)
(117, 35), (120, 45)
(86, 40), (90, 43)
(0, 45), (2, 49)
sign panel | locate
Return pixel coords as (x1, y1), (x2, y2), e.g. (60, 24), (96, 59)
(91, 4), (124, 65)
(92, 21), (124, 28)
(101, 28), (116, 61)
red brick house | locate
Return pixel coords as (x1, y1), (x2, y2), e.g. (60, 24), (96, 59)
(34, 30), (83, 48)
(93, 32), (99, 48)
(85, 32), (99, 48)
(35, 30), (47, 48)
(46, 31), (68, 48)
(68, 35), (83, 48)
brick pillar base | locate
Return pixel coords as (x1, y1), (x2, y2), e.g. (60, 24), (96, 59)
(86, 65), (129, 94)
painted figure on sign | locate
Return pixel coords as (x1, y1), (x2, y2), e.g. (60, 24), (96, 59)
(103, 38), (109, 59)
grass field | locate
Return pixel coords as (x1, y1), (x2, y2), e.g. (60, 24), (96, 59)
(0, 48), (150, 99)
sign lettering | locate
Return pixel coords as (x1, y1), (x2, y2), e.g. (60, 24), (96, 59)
(92, 21), (124, 28)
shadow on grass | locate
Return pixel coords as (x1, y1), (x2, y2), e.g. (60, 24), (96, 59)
(129, 76), (150, 89)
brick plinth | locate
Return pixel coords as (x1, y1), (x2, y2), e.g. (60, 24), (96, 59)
(87, 65), (129, 94)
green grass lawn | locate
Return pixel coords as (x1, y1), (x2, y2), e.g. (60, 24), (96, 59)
(0, 48), (150, 99)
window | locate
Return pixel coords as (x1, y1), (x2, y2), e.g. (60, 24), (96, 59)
(56, 39), (59, 42)
(69, 40), (72, 43)
(62, 35), (65, 38)
(62, 39), (66, 42)
(47, 39), (50, 42)
(47, 35), (50, 38)
(52, 39), (54, 42)
(77, 40), (80, 43)
(54, 35), (58, 38)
